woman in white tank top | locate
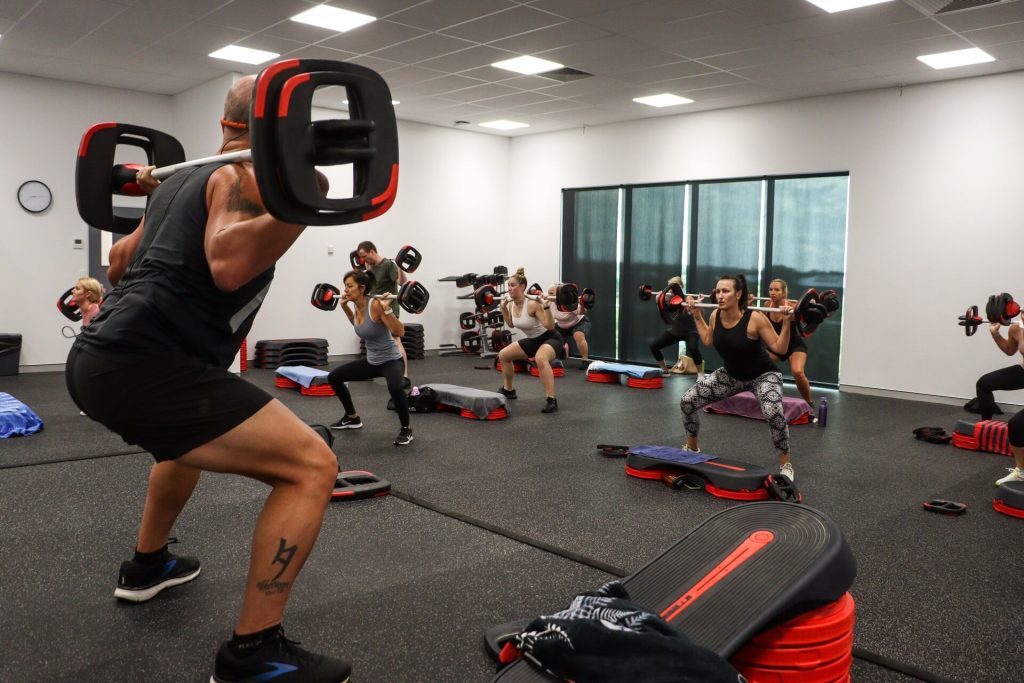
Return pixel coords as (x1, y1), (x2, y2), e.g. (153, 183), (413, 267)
(496, 268), (563, 413)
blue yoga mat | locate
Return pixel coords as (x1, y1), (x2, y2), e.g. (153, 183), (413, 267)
(629, 444), (716, 465)
(0, 392), (44, 438)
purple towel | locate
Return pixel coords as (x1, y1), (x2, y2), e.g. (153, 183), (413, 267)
(705, 391), (812, 425)
(629, 444), (716, 465)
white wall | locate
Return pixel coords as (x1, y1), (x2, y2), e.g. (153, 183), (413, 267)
(251, 119), (510, 356)
(5, 66), (1023, 407)
(0, 73), (172, 367)
(507, 70), (1024, 404)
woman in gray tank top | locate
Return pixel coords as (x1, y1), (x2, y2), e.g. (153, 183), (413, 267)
(326, 270), (412, 446)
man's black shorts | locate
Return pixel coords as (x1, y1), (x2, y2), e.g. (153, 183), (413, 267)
(66, 344), (272, 462)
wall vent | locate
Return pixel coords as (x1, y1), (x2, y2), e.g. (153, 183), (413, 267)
(909, 0), (1019, 15)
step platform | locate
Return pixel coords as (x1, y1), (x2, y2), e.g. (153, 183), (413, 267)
(952, 419), (1012, 457)
(586, 361), (663, 388)
(625, 446), (772, 500)
(485, 502), (856, 682)
(994, 480), (1024, 519)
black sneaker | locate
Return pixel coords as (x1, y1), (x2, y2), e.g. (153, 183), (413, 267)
(114, 545), (201, 602)
(211, 626), (351, 683)
(329, 415), (362, 430)
(394, 426), (413, 446)
(578, 360), (591, 371)
(541, 397), (558, 414)
(498, 386), (517, 400)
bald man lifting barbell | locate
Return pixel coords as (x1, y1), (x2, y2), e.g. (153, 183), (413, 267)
(68, 59), (399, 683)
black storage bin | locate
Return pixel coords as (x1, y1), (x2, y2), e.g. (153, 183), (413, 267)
(0, 333), (22, 376)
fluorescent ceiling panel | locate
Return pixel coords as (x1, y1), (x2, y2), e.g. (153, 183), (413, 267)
(491, 55), (564, 75)
(633, 93), (694, 107)
(291, 6), (376, 32)
(479, 119), (530, 130)
(209, 45), (280, 65)
(917, 47), (995, 69)
(804, 0), (895, 12)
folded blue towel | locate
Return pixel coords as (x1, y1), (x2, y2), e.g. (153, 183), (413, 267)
(0, 392), (44, 438)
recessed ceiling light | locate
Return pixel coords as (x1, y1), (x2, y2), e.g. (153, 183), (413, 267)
(917, 47), (995, 70)
(632, 93), (694, 108)
(291, 6), (376, 32)
(209, 45), (280, 65)
(479, 120), (529, 130)
(491, 56), (564, 75)
(804, 0), (894, 12)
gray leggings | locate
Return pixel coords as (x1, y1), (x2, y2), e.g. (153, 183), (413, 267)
(680, 367), (790, 454)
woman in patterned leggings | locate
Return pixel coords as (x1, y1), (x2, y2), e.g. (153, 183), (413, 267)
(680, 274), (797, 480)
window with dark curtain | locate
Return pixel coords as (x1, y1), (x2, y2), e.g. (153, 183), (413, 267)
(767, 175), (848, 386)
(561, 188), (620, 359)
(690, 180), (763, 373)
(621, 185), (685, 363)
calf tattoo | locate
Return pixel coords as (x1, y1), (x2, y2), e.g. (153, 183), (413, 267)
(257, 537), (298, 595)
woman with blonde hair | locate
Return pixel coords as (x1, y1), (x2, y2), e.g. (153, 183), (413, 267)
(72, 277), (104, 327)
(765, 278), (812, 407)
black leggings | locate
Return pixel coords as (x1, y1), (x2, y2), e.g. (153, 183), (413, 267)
(650, 330), (703, 366)
(975, 365), (1024, 421)
(1009, 410), (1024, 448)
(327, 358), (409, 427)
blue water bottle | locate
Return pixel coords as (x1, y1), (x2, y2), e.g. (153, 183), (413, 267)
(817, 397), (828, 428)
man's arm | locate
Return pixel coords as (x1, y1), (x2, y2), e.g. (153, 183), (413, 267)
(107, 218), (145, 286)
(204, 164), (307, 292)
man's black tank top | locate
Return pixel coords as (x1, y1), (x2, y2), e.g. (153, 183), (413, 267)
(712, 308), (777, 381)
(78, 163), (274, 368)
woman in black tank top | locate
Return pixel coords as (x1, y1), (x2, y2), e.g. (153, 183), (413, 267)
(765, 279), (812, 407)
(679, 275), (798, 481)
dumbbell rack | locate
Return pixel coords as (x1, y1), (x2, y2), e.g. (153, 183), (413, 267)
(438, 268), (508, 358)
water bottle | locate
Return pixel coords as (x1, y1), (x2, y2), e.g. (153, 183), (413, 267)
(817, 397), (828, 428)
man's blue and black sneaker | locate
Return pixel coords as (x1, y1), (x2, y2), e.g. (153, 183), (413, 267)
(114, 549), (201, 603)
(211, 626), (351, 683)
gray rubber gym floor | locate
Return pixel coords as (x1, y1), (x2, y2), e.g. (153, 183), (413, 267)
(1, 353), (1019, 683)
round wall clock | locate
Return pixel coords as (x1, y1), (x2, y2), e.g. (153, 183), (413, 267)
(18, 180), (53, 213)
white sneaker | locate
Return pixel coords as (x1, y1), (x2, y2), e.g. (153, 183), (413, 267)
(995, 467), (1024, 486)
(779, 462), (795, 482)
(681, 444), (701, 453)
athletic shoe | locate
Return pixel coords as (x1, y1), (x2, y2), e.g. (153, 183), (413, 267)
(114, 548), (201, 603)
(780, 462), (795, 482)
(541, 397), (558, 414)
(211, 625), (351, 683)
(995, 467), (1024, 486)
(578, 360), (591, 371)
(329, 415), (362, 430)
(498, 386), (517, 400)
(394, 427), (413, 446)
(681, 444), (701, 453)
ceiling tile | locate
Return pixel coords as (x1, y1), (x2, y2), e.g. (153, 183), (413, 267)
(394, 73), (486, 96)
(0, 0), (46, 22)
(529, 0), (649, 21)
(438, 81), (524, 102)
(369, 32), (475, 62)
(0, 22), (87, 57)
(320, 19), (427, 53)
(414, 44), (518, 71)
(608, 58), (715, 82)
(582, 0), (722, 33)
(388, 0), (517, 31)
(21, 0), (126, 34)
(91, 7), (194, 43)
(963, 21), (1024, 47)
(153, 23), (250, 53)
(701, 41), (825, 71)
(201, 0), (318, 32)
(283, 44), (360, 62)
(488, 20), (610, 54)
(441, 5), (564, 43)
